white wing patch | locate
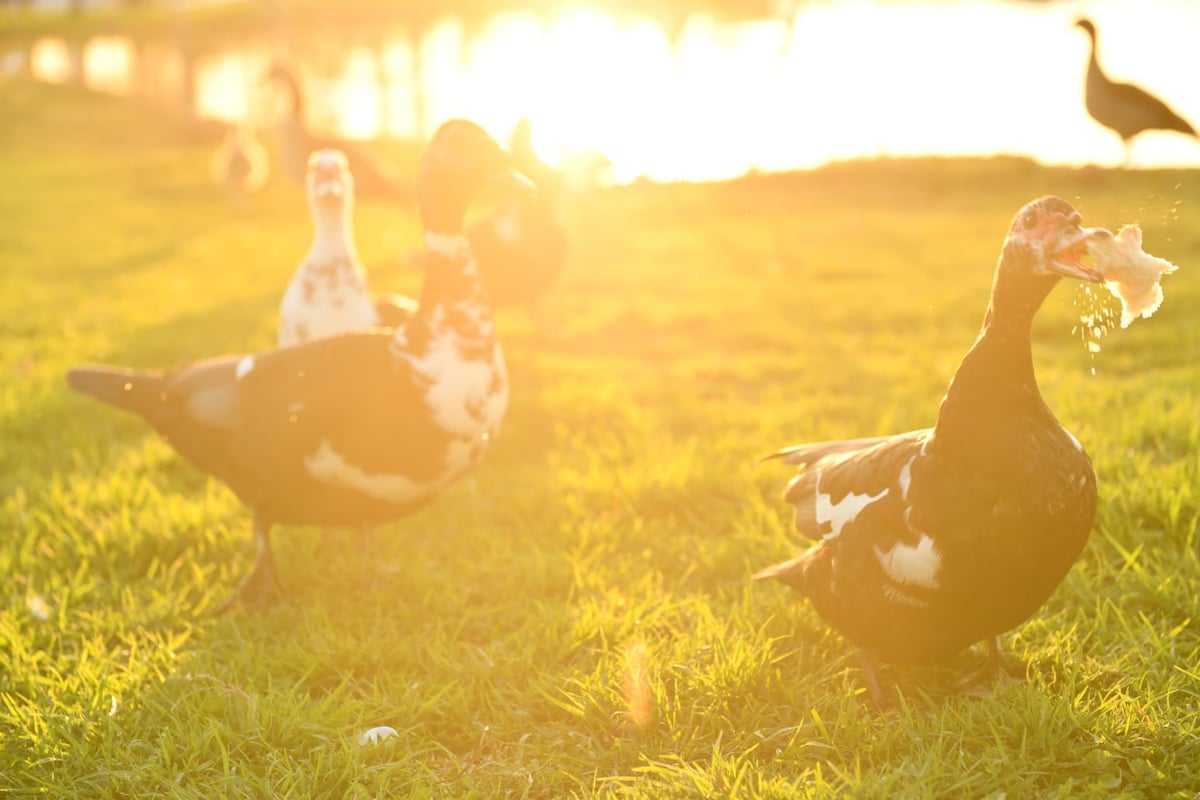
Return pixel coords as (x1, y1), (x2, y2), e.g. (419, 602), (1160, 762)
(814, 472), (889, 541)
(236, 355), (255, 380)
(304, 439), (443, 505)
(874, 534), (942, 589)
(1064, 428), (1083, 453)
(898, 456), (914, 501)
(882, 583), (929, 608)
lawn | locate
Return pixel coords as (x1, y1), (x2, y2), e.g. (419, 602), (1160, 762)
(1, 81), (1198, 798)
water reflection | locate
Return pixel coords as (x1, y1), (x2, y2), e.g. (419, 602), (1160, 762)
(22, 0), (1200, 183)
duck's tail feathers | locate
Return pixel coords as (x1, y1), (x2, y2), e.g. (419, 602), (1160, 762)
(752, 546), (821, 593)
(66, 366), (165, 418)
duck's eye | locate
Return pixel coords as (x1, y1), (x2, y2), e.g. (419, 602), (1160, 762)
(1021, 213), (1040, 231)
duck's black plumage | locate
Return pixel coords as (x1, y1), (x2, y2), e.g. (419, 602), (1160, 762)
(410, 118), (567, 308)
(756, 197), (1104, 703)
(1075, 19), (1197, 164)
(265, 62), (412, 204)
(211, 125), (269, 210)
(68, 120), (518, 610)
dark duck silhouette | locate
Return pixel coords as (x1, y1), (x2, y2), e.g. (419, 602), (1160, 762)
(755, 197), (1104, 704)
(1075, 18), (1198, 164)
(278, 148), (416, 347)
(264, 61), (411, 203)
(468, 118), (568, 307)
(210, 124), (269, 211)
(66, 120), (523, 611)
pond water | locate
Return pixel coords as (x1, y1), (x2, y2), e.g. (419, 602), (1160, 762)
(23, 0), (1200, 183)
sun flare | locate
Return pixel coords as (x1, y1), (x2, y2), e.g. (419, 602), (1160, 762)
(45, 0), (1198, 183)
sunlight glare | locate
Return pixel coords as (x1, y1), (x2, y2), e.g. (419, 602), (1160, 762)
(195, 52), (255, 122)
(336, 48), (383, 139)
(175, 0), (1200, 181)
(83, 36), (133, 94)
(30, 38), (71, 84)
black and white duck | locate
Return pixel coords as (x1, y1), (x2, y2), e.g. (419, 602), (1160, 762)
(412, 118), (566, 308)
(755, 196), (1104, 704)
(278, 148), (415, 348)
(264, 61), (412, 204)
(67, 120), (522, 611)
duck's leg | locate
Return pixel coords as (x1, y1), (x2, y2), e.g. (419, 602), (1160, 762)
(955, 636), (1024, 694)
(358, 523), (376, 556)
(217, 515), (281, 613)
(858, 650), (887, 706)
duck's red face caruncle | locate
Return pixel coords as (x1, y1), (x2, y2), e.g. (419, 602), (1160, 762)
(1009, 197), (1104, 283)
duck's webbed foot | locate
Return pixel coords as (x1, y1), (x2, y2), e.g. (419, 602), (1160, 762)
(954, 636), (1025, 696)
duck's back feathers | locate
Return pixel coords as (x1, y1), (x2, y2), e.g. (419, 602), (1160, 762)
(772, 430), (929, 541)
(374, 294), (419, 328)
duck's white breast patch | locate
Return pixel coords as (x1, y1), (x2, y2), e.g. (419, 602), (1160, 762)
(815, 472), (890, 541)
(407, 338), (508, 441)
(303, 438), (440, 504)
(874, 534), (942, 589)
(278, 267), (378, 348)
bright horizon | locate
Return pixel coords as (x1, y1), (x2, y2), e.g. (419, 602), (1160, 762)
(27, 0), (1200, 183)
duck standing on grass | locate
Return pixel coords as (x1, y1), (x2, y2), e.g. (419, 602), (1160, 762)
(278, 149), (416, 347)
(1075, 18), (1198, 165)
(66, 120), (524, 612)
(755, 197), (1104, 704)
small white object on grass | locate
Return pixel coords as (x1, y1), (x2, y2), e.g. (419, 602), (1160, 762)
(26, 594), (51, 621)
(357, 726), (399, 747)
(1088, 224), (1179, 328)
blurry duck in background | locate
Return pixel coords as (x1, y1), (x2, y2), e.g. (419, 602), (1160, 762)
(210, 125), (269, 211)
(264, 61), (412, 204)
(1075, 18), (1198, 165)
(412, 118), (567, 309)
(470, 118), (568, 308)
(67, 120), (528, 611)
(279, 149), (416, 348)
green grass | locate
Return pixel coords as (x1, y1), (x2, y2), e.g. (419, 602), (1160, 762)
(2, 80), (1199, 798)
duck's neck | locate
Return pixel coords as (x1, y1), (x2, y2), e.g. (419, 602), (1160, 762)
(278, 71), (303, 118)
(933, 259), (1058, 448)
(406, 229), (495, 352)
(1083, 30), (1107, 87)
(306, 204), (359, 266)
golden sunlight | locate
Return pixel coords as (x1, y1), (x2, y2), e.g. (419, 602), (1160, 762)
(182, 0), (1200, 182)
(83, 37), (133, 95)
(30, 39), (71, 84)
(407, 0), (1200, 181)
(195, 52), (256, 122)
